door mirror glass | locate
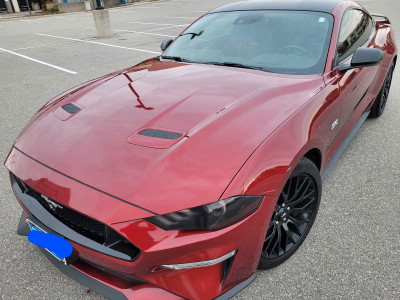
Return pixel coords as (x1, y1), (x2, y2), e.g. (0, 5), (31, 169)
(161, 39), (173, 51)
(339, 48), (383, 72)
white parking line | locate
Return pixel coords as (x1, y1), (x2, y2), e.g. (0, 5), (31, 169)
(21, 20), (43, 24)
(165, 16), (197, 19)
(128, 21), (181, 26)
(144, 24), (189, 32)
(11, 41), (82, 51)
(35, 33), (160, 54)
(109, 28), (175, 38)
(0, 47), (77, 74)
(85, 26), (174, 38)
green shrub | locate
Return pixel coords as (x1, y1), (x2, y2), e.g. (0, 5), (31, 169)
(42, 6), (62, 14)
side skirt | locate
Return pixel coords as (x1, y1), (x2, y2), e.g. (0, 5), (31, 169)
(321, 111), (370, 181)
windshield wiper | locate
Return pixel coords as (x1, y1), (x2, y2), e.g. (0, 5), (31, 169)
(180, 30), (204, 39)
(160, 55), (192, 62)
(206, 61), (264, 71)
(160, 57), (264, 71)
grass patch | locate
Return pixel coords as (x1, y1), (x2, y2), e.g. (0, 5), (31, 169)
(42, 7), (62, 14)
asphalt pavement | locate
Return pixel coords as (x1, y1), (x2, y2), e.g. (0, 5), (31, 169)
(0, 0), (399, 299)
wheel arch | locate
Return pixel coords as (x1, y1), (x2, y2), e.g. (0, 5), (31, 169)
(220, 126), (325, 200)
(303, 148), (322, 171)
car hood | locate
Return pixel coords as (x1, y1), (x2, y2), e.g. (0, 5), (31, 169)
(14, 59), (324, 215)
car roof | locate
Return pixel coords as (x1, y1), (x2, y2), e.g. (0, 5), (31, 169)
(211, 0), (344, 14)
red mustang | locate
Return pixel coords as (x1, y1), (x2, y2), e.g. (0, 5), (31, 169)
(5, 0), (397, 299)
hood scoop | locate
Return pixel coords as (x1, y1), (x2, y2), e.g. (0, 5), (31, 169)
(62, 103), (81, 114)
(53, 103), (83, 121)
(128, 128), (186, 149)
(138, 128), (183, 140)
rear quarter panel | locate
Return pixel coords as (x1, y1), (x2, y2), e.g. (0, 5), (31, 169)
(366, 18), (397, 105)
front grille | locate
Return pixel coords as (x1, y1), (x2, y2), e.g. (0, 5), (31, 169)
(31, 187), (105, 243)
(13, 174), (140, 261)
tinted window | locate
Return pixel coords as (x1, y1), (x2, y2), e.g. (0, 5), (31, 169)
(337, 10), (373, 63)
(162, 11), (334, 75)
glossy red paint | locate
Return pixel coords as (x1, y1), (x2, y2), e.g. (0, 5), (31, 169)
(12, 62), (323, 215)
(4, 1), (397, 299)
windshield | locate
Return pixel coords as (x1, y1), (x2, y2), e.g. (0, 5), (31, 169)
(162, 10), (334, 75)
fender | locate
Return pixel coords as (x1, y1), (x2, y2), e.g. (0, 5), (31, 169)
(221, 86), (331, 201)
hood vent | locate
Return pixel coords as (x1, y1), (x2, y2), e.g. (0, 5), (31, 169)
(62, 103), (81, 114)
(54, 102), (83, 121)
(138, 128), (183, 140)
(128, 128), (186, 149)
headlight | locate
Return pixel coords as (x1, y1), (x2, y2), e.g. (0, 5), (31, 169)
(145, 195), (263, 231)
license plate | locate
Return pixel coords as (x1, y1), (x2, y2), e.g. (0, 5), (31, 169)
(27, 220), (69, 265)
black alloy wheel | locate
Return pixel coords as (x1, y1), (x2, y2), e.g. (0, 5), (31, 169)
(258, 157), (321, 270)
(370, 63), (395, 118)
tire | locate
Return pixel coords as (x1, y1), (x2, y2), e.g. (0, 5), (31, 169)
(258, 157), (322, 270)
(370, 63), (395, 118)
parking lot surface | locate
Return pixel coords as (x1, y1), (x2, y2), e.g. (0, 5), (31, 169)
(1, 0), (399, 299)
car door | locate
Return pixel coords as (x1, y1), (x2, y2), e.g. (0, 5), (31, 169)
(335, 9), (376, 132)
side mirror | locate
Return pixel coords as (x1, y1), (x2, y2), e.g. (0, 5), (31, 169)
(160, 39), (173, 51)
(339, 48), (383, 72)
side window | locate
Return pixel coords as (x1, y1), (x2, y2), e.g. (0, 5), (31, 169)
(337, 10), (373, 63)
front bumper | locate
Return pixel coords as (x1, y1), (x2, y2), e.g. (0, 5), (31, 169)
(6, 148), (276, 299)
(18, 212), (257, 300)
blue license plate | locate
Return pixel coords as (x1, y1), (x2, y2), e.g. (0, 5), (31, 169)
(27, 220), (70, 265)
